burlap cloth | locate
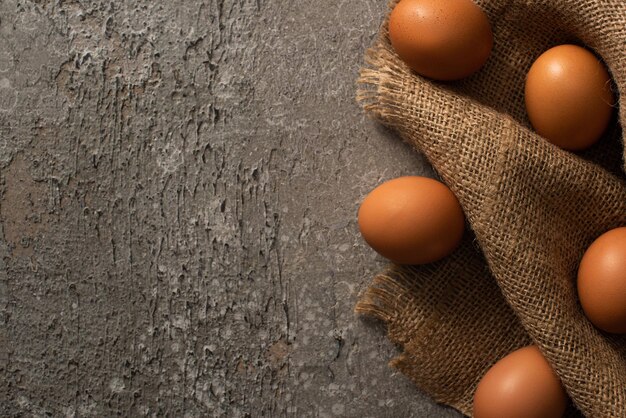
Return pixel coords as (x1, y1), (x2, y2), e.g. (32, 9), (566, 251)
(354, 1), (626, 417)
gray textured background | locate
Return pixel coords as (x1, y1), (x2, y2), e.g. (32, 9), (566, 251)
(0, 1), (461, 416)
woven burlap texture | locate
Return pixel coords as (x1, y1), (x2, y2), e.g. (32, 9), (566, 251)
(355, 0), (626, 417)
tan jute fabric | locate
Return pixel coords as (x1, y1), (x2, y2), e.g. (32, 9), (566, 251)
(355, 0), (626, 417)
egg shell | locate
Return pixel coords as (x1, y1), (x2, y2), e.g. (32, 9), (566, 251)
(389, 0), (493, 81)
(473, 345), (568, 418)
(357, 176), (465, 265)
(577, 227), (626, 334)
(524, 44), (615, 150)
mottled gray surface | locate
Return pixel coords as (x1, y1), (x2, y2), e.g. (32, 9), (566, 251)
(0, 1), (461, 417)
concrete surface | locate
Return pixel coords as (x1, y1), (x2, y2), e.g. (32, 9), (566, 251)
(0, 1), (462, 416)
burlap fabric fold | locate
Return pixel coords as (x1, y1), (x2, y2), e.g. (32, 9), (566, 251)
(355, 1), (626, 417)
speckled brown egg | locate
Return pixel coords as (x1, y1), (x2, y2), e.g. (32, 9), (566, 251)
(389, 0), (493, 81)
(357, 176), (465, 265)
(525, 44), (615, 150)
(577, 227), (626, 334)
(473, 345), (568, 418)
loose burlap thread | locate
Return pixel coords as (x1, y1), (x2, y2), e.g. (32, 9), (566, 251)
(355, 0), (626, 417)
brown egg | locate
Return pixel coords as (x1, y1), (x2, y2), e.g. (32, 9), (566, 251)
(577, 227), (626, 334)
(473, 346), (568, 418)
(525, 44), (615, 151)
(388, 0), (493, 81)
(357, 176), (464, 265)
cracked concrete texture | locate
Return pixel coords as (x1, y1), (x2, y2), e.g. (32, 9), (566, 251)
(0, 1), (462, 417)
